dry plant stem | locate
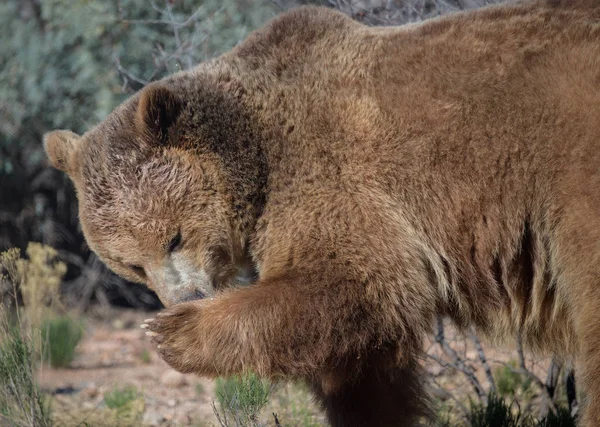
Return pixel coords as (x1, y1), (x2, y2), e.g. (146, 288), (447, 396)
(469, 329), (496, 395)
(212, 400), (228, 427)
(434, 317), (487, 402)
(516, 334), (558, 415)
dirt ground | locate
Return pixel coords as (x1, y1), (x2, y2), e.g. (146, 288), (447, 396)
(36, 307), (554, 426)
(37, 307), (326, 426)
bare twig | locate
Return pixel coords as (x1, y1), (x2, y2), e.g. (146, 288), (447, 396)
(469, 329), (496, 394)
(434, 317), (487, 402)
(113, 55), (149, 92)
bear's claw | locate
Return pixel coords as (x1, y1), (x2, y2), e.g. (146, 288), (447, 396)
(140, 302), (204, 373)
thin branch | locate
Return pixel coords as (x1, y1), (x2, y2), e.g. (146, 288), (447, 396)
(113, 55), (149, 92)
(434, 317), (487, 401)
(469, 329), (496, 394)
(121, 4), (204, 29)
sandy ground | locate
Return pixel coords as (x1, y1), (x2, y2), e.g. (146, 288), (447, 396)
(38, 309), (217, 426)
(37, 308), (325, 426)
(36, 307), (554, 426)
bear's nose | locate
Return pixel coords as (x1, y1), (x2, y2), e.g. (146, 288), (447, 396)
(180, 289), (206, 302)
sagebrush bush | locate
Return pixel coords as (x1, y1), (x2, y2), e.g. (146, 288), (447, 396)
(0, 243), (79, 425)
(104, 385), (140, 410)
(214, 372), (272, 426)
(102, 384), (145, 425)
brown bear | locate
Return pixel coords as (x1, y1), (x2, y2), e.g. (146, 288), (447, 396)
(44, 0), (600, 425)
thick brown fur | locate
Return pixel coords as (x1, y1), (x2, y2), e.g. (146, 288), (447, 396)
(44, 0), (600, 424)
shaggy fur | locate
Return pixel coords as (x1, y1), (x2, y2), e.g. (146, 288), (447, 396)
(45, 0), (600, 424)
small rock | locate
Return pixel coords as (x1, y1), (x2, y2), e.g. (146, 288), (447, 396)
(111, 319), (126, 330)
(167, 398), (177, 407)
(83, 383), (98, 399)
(143, 410), (166, 426)
(160, 370), (188, 388)
(175, 414), (191, 424)
(82, 401), (96, 410)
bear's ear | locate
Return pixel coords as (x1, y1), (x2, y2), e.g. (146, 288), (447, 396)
(136, 85), (182, 144)
(43, 130), (82, 174)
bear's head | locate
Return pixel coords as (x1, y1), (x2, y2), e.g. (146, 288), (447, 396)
(43, 79), (265, 306)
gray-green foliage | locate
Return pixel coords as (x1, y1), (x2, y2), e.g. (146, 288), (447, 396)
(214, 372), (272, 426)
(1, 0), (277, 141)
(102, 384), (145, 424)
(104, 385), (140, 410)
(493, 361), (533, 398)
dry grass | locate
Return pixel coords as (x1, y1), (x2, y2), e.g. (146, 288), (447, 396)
(0, 244), (63, 426)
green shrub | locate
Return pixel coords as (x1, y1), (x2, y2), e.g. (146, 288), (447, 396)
(468, 393), (577, 427)
(139, 349), (152, 364)
(495, 362), (522, 397)
(538, 407), (577, 427)
(104, 385), (140, 410)
(214, 372), (272, 426)
(494, 361), (533, 398)
(103, 385), (145, 425)
(41, 315), (83, 368)
(469, 394), (533, 427)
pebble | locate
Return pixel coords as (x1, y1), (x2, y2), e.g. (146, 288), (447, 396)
(143, 410), (166, 426)
(82, 383), (98, 399)
(160, 370), (188, 388)
(175, 414), (192, 424)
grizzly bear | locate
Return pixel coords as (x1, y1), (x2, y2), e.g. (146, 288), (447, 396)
(44, 0), (600, 425)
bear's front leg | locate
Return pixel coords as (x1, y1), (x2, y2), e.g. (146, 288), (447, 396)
(143, 265), (436, 426)
(142, 269), (407, 379)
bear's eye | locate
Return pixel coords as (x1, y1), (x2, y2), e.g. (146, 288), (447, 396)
(168, 230), (183, 253)
(128, 264), (146, 279)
